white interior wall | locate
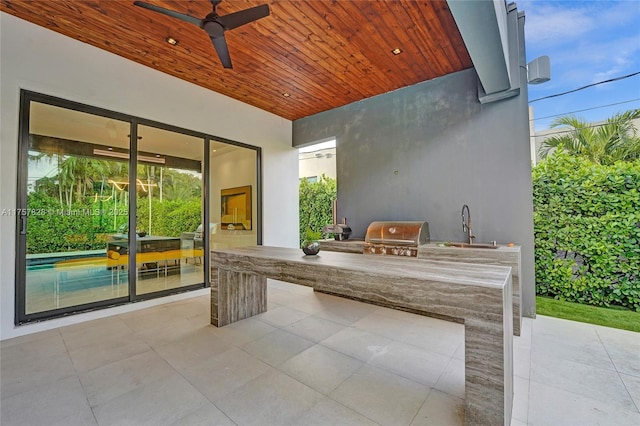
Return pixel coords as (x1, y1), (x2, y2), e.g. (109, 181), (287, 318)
(0, 13), (298, 340)
(211, 148), (257, 225)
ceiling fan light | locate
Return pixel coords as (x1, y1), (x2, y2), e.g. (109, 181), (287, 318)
(283, 93), (291, 97)
(392, 48), (402, 55)
(134, 1), (270, 69)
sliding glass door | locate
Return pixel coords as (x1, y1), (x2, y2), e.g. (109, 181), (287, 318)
(19, 101), (131, 316)
(134, 125), (204, 295)
(15, 91), (261, 324)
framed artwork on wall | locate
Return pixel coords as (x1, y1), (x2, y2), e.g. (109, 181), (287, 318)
(221, 185), (252, 230)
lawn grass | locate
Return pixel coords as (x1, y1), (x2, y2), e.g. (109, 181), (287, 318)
(536, 296), (640, 333)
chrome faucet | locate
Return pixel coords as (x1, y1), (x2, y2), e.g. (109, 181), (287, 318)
(461, 204), (475, 244)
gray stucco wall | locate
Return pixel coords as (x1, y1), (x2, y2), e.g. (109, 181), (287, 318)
(293, 68), (536, 317)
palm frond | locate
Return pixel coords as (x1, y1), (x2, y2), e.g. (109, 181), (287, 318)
(539, 135), (571, 158)
(540, 109), (640, 164)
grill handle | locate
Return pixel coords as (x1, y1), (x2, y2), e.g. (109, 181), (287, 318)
(366, 238), (417, 245)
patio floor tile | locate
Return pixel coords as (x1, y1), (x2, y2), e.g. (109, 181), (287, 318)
(1, 283), (638, 426)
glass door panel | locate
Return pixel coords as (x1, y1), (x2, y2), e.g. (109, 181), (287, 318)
(17, 92), (261, 324)
(210, 142), (258, 249)
(24, 102), (130, 314)
(135, 125), (204, 295)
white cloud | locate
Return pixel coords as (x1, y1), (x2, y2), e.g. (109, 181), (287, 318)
(522, 0), (640, 46)
(598, 1), (640, 27)
(523, 2), (594, 45)
(521, 1), (640, 86)
(591, 35), (640, 82)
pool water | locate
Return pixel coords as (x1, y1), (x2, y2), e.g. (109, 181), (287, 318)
(27, 261), (121, 292)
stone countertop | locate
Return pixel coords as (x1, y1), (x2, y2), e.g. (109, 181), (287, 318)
(320, 239), (521, 252)
(419, 242), (522, 336)
(317, 238), (523, 334)
(318, 238), (365, 253)
(421, 242), (521, 251)
(212, 245), (511, 289)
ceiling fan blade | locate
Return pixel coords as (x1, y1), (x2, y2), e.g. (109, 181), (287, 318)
(133, 1), (202, 26)
(210, 35), (233, 69)
(217, 4), (270, 31)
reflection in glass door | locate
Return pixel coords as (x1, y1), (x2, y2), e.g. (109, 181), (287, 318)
(135, 125), (204, 295)
(21, 101), (131, 315)
(209, 141), (259, 249)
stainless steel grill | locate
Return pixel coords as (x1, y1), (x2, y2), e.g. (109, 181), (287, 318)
(364, 221), (429, 257)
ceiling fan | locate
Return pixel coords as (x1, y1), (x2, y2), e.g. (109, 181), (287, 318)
(133, 0), (270, 69)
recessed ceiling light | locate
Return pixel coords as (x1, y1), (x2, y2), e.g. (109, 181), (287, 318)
(156, 154), (161, 158)
(392, 48), (402, 55)
(165, 36), (178, 46)
(107, 147), (113, 151)
(283, 93), (291, 97)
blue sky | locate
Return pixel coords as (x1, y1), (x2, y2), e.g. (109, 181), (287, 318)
(519, 0), (640, 131)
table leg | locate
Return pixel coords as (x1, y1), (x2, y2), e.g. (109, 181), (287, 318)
(211, 268), (267, 327)
(463, 316), (513, 426)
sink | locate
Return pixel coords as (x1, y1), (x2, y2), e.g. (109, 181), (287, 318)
(445, 242), (499, 249)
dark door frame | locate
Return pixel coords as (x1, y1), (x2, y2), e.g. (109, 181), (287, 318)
(15, 90), (262, 324)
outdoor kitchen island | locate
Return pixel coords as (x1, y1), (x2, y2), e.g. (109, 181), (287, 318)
(210, 246), (513, 426)
(320, 238), (523, 336)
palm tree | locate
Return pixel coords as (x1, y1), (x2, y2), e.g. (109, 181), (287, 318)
(156, 169), (202, 201)
(538, 109), (640, 165)
(162, 183), (195, 201)
(57, 155), (77, 206)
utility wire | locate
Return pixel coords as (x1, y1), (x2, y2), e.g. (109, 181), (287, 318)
(529, 71), (640, 103)
(530, 98), (640, 121)
(531, 117), (639, 137)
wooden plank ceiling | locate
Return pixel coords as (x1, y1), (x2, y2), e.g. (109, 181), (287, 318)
(1, 0), (472, 121)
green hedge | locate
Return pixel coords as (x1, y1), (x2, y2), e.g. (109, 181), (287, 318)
(25, 191), (122, 253)
(136, 198), (201, 237)
(532, 152), (640, 310)
(26, 192), (201, 254)
(299, 175), (336, 246)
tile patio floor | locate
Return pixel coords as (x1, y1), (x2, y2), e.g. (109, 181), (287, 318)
(1, 280), (639, 425)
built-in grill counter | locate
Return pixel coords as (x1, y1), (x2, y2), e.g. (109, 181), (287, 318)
(319, 221), (522, 336)
(364, 221), (430, 257)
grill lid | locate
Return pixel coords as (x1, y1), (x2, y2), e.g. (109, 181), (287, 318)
(364, 221), (430, 246)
